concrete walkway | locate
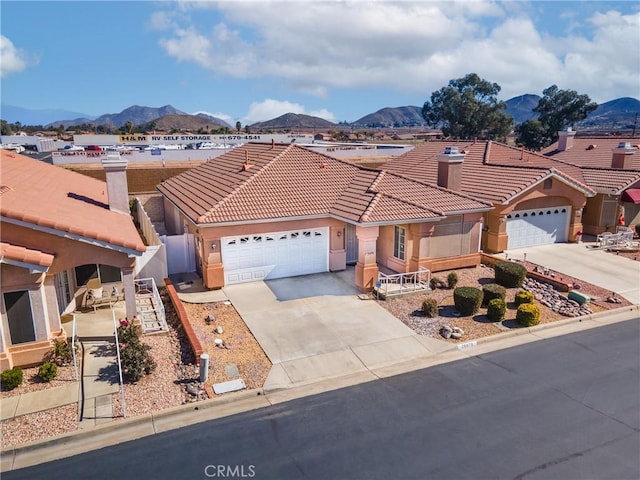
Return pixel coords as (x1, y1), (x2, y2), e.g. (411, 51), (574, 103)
(223, 270), (453, 391)
(506, 242), (640, 304)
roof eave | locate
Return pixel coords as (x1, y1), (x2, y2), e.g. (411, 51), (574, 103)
(0, 257), (50, 274)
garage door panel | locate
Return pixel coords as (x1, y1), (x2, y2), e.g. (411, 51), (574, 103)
(506, 207), (570, 249)
(222, 228), (329, 284)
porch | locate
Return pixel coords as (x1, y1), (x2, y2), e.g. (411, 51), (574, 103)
(373, 266), (431, 299)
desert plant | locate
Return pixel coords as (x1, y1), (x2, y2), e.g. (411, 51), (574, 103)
(447, 272), (459, 289)
(453, 286), (484, 316)
(482, 283), (507, 306)
(118, 319), (156, 382)
(429, 277), (446, 290)
(516, 303), (540, 327)
(515, 290), (535, 306)
(495, 260), (527, 288)
(1, 367), (23, 391)
(487, 298), (507, 322)
(38, 361), (58, 382)
(48, 338), (74, 366)
(422, 297), (439, 318)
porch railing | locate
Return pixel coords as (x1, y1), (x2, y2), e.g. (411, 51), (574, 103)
(134, 277), (167, 334)
(375, 267), (431, 299)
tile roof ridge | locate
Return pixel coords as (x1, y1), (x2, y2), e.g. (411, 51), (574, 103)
(546, 167), (595, 195)
(359, 192), (382, 222)
(368, 170), (386, 192)
(197, 144), (285, 222)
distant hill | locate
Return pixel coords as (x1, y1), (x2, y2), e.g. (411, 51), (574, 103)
(1, 105), (95, 126)
(140, 114), (225, 132)
(250, 113), (336, 130)
(46, 104), (187, 128)
(505, 94), (541, 124)
(352, 106), (425, 128)
(576, 97), (640, 130)
(195, 112), (232, 128)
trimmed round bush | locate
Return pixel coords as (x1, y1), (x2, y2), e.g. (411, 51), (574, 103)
(38, 361), (58, 382)
(482, 283), (507, 306)
(495, 261), (527, 288)
(1, 367), (23, 391)
(487, 298), (507, 322)
(422, 297), (439, 318)
(453, 286), (484, 316)
(515, 290), (535, 306)
(516, 303), (541, 327)
(447, 272), (459, 290)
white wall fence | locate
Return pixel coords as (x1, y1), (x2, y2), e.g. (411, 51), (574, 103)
(134, 198), (167, 284)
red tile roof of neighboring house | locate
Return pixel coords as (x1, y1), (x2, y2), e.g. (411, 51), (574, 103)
(0, 241), (54, 270)
(0, 151), (145, 253)
(157, 143), (491, 226)
(384, 141), (596, 204)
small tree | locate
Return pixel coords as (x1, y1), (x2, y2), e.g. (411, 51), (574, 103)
(422, 297), (439, 318)
(447, 272), (459, 289)
(117, 319), (156, 382)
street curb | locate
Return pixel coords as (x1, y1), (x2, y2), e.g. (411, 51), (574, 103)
(2, 305), (638, 472)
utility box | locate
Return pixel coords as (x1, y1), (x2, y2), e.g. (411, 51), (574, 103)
(568, 290), (590, 305)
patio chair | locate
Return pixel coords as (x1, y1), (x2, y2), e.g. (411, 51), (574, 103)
(84, 278), (114, 311)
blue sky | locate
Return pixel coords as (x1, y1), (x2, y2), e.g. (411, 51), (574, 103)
(1, 1), (639, 124)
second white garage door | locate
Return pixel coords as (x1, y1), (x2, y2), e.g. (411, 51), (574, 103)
(221, 228), (329, 284)
(506, 206), (570, 249)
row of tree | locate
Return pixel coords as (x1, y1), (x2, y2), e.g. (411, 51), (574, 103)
(422, 73), (598, 150)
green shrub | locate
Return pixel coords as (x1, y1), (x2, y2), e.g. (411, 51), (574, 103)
(48, 338), (74, 366)
(429, 277), (446, 290)
(422, 297), (439, 318)
(516, 303), (540, 327)
(453, 286), (484, 316)
(487, 298), (507, 322)
(447, 272), (459, 289)
(118, 320), (156, 382)
(38, 361), (58, 382)
(1, 367), (23, 391)
(495, 261), (527, 288)
(515, 290), (535, 306)
(482, 283), (507, 306)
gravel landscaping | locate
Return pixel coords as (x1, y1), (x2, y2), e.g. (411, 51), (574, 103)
(376, 262), (631, 343)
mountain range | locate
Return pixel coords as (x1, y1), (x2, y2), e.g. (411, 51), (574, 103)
(2, 96), (638, 132)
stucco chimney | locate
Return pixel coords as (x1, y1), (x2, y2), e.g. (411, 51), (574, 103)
(436, 146), (465, 191)
(557, 128), (576, 151)
(101, 153), (130, 214)
(611, 142), (636, 170)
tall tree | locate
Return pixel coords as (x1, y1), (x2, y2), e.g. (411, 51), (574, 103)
(235, 121), (242, 133)
(124, 121), (134, 134)
(516, 85), (598, 150)
(422, 73), (513, 140)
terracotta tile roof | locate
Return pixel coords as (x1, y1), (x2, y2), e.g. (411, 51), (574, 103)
(0, 241), (54, 270)
(0, 151), (145, 253)
(542, 137), (640, 170)
(384, 141), (595, 204)
(157, 143), (491, 226)
(580, 168), (640, 194)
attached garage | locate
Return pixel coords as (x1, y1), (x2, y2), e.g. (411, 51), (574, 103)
(506, 206), (570, 249)
(221, 228), (329, 284)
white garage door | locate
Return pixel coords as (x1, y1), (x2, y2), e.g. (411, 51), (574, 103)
(221, 228), (329, 284)
(506, 206), (570, 249)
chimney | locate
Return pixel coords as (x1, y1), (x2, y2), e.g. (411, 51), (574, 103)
(436, 146), (465, 191)
(611, 142), (636, 170)
(101, 153), (130, 214)
(557, 128), (576, 151)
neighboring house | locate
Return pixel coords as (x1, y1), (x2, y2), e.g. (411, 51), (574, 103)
(542, 133), (640, 234)
(384, 140), (597, 253)
(0, 151), (145, 369)
(157, 143), (492, 291)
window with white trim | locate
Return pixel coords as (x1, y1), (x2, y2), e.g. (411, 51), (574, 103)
(394, 226), (406, 260)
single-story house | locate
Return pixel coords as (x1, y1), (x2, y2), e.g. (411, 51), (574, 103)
(384, 139), (597, 253)
(157, 142), (492, 290)
(0, 151), (145, 369)
(542, 133), (640, 234)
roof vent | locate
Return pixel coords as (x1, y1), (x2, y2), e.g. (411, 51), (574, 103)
(443, 146), (460, 155)
(242, 151), (253, 171)
(617, 141), (632, 149)
(586, 144), (597, 150)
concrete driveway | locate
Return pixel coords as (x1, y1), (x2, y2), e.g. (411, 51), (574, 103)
(506, 242), (640, 304)
(223, 268), (449, 391)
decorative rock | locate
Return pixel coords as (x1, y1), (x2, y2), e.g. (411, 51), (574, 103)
(450, 332), (463, 339)
(205, 315), (215, 324)
(186, 383), (199, 396)
(523, 277), (593, 318)
(452, 327), (464, 335)
(214, 326), (224, 334)
(440, 325), (453, 339)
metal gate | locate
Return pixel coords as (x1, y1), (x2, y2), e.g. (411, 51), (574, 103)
(346, 224), (359, 264)
(160, 233), (196, 275)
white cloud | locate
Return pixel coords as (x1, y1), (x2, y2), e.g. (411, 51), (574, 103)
(154, 3), (640, 103)
(0, 35), (30, 78)
(244, 99), (336, 124)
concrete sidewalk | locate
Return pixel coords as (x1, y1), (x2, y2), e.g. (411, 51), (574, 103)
(2, 306), (637, 473)
(506, 242), (640, 304)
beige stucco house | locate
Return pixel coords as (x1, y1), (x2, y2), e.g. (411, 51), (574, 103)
(0, 151), (145, 369)
(157, 142), (492, 291)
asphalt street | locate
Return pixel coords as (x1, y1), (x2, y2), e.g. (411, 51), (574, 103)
(6, 318), (639, 480)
